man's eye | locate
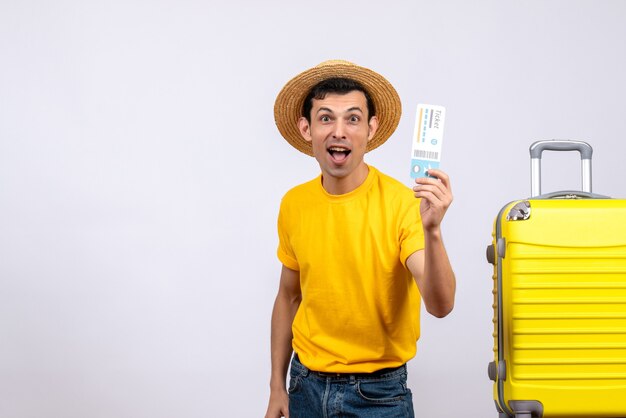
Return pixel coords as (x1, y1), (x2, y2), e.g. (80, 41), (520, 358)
(349, 115), (360, 123)
(320, 115), (331, 122)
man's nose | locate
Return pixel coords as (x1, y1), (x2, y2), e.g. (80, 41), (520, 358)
(332, 120), (346, 139)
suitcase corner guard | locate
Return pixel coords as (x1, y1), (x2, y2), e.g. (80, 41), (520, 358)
(508, 400), (544, 418)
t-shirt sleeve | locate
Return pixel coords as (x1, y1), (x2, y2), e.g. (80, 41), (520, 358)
(276, 198), (300, 271)
(398, 194), (425, 266)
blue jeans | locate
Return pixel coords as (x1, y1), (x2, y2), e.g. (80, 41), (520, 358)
(288, 355), (415, 418)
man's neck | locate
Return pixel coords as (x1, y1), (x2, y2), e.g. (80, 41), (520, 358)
(321, 163), (370, 195)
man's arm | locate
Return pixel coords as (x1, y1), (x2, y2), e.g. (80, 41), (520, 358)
(406, 236), (455, 318)
(265, 265), (301, 418)
(407, 168), (456, 318)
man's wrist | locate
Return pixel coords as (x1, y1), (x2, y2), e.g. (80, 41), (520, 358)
(423, 225), (442, 239)
(270, 377), (287, 391)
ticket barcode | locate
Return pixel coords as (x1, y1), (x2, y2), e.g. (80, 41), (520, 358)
(413, 150), (439, 160)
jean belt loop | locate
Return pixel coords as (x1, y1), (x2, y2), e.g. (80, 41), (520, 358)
(349, 374), (356, 385)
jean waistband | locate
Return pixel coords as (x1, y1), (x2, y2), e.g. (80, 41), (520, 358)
(292, 354), (406, 380)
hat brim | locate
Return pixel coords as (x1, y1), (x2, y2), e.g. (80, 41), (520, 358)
(274, 60), (402, 157)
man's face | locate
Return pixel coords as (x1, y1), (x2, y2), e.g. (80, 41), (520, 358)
(298, 91), (378, 189)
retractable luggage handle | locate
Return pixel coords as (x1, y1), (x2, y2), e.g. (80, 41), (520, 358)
(529, 140), (593, 197)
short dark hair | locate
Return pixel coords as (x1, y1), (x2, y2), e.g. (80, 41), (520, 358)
(301, 77), (376, 123)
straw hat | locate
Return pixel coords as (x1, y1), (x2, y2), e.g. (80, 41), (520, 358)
(274, 60), (402, 156)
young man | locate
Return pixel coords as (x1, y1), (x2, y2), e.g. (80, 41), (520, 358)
(265, 60), (456, 418)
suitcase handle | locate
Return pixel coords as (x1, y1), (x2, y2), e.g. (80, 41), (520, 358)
(529, 140), (593, 197)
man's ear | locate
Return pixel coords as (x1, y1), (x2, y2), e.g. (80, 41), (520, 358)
(298, 117), (312, 143)
(367, 116), (379, 142)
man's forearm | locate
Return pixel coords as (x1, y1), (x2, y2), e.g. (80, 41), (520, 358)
(422, 227), (456, 317)
(269, 291), (300, 390)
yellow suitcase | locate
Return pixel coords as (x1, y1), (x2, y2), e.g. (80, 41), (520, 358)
(487, 140), (626, 418)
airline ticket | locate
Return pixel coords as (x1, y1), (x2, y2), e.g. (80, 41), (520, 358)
(410, 104), (445, 179)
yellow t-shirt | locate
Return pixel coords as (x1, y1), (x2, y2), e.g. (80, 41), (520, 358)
(277, 166), (425, 373)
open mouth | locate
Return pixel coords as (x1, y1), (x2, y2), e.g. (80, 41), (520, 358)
(327, 146), (351, 163)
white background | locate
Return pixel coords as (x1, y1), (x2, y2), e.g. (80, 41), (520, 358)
(1, 1), (626, 417)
